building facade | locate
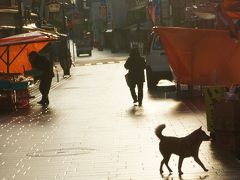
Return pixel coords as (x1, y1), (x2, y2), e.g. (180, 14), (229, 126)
(90, 0), (127, 52)
(0, 0), (38, 37)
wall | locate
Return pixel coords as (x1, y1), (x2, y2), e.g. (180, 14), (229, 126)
(112, 0), (127, 29)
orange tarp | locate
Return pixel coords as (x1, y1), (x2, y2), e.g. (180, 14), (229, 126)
(0, 31), (59, 74)
(153, 27), (240, 86)
(0, 42), (47, 73)
(223, 0), (240, 19)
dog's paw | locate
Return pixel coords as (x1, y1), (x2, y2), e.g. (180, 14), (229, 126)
(204, 168), (209, 172)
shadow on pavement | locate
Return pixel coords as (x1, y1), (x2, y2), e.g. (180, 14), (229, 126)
(147, 87), (177, 100)
(0, 106), (55, 126)
(127, 105), (145, 117)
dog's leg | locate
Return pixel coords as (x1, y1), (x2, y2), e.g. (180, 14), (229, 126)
(178, 157), (184, 175)
(164, 155), (173, 173)
(194, 156), (208, 172)
(160, 160), (164, 174)
(160, 154), (172, 174)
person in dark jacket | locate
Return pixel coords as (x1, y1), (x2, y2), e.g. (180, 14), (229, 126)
(59, 38), (72, 77)
(124, 48), (146, 106)
(28, 51), (54, 105)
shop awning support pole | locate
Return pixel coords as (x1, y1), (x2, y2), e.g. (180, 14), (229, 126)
(17, 0), (24, 33)
(0, 47), (8, 65)
(7, 46), (10, 74)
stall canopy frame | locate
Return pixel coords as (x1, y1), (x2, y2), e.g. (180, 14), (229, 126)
(0, 31), (60, 74)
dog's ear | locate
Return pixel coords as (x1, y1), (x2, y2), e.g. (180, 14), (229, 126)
(198, 126), (202, 130)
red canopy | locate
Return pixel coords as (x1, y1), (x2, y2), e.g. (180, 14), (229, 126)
(0, 31), (59, 74)
(154, 26), (240, 86)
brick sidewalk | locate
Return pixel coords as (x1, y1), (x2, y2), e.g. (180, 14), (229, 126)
(0, 62), (240, 180)
(28, 63), (69, 103)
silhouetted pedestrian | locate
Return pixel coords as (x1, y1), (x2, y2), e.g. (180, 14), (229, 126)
(124, 48), (146, 106)
(28, 51), (54, 105)
(59, 38), (72, 77)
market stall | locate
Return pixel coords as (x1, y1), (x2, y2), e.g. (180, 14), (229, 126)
(0, 31), (60, 110)
(153, 26), (240, 86)
(153, 26), (240, 155)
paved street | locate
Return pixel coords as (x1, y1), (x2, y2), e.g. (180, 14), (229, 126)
(0, 50), (240, 180)
(70, 45), (127, 66)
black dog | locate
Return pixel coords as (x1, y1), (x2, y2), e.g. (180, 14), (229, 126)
(155, 124), (210, 175)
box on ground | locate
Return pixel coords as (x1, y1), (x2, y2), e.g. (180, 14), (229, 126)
(213, 100), (240, 131)
(214, 131), (240, 157)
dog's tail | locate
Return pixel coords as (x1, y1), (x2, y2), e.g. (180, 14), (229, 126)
(155, 124), (166, 139)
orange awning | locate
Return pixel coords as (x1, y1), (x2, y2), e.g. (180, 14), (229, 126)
(153, 27), (240, 86)
(223, 0), (240, 19)
(0, 31), (59, 74)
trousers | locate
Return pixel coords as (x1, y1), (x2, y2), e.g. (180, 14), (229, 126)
(39, 77), (52, 101)
(129, 82), (144, 103)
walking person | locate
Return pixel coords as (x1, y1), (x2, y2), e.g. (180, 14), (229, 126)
(59, 38), (72, 77)
(124, 48), (146, 106)
(28, 51), (54, 106)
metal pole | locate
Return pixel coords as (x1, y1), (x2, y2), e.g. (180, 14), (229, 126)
(72, 3), (75, 63)
(72, 40), (75, 64)
(7, 46), (9, 74)
(40, 0), (45, 20)
(62, 0), (66, 33)
(17, 0), (23, 33)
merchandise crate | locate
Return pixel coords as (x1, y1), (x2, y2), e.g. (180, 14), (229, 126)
(0, 80), (11, 89)
(11, 81), (28, 90)
(0, 89), (15, 111)
(15, 89), (30, 109)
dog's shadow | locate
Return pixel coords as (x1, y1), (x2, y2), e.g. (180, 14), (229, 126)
(160, 173), (209, 180)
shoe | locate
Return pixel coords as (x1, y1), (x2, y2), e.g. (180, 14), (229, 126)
(37, 99), (49, 106)
(45, 99), (49, 105)
(37, 100), (43, 104)
(138, 102), (142, 106)
(133, 99), (138, 103)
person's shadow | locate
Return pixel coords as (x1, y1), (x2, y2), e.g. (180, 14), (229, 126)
(128, 105), (144, 117)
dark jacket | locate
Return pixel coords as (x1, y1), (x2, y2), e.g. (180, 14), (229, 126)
(124, 55), (146, 83)
(31, 55), (54, 79)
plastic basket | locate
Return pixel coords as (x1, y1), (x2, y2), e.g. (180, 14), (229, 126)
(0, 80), (11, 89)
(11, 82), (28, 90)
(25, 70), (43, 77)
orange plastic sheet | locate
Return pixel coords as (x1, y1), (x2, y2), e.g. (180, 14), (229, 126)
(0, 31), (59, 74)
(153, 27), (240, 86)
(223, 0), (240, 19)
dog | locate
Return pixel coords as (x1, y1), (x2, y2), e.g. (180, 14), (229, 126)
(155, 124), (210, 175)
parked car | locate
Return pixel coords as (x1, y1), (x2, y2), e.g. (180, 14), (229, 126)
(145, 33), (173, 89)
